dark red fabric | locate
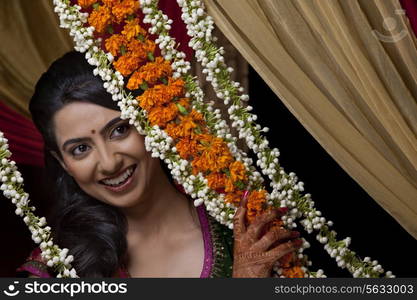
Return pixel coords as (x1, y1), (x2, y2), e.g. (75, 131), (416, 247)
(0, 101), (44, 167)
(400, 0), (417, 38)
(158, 0), (192, 59)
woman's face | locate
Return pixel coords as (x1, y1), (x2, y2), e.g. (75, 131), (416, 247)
(52, 101), (161, 208)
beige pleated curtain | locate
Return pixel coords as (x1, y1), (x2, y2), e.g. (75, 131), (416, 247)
(0, 0), (73, 117)
(204, 0), (417, 239)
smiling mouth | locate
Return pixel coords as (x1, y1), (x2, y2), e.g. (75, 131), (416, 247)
(99, 165), (137, 187)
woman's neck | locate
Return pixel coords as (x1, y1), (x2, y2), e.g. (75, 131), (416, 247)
(121, 166), (199, 241)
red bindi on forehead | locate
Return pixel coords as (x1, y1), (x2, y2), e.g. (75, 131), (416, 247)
(91, 129), (96, 134)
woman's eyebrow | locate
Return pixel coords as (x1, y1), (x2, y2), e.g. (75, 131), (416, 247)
(61, 117), (122, 151)
(99, 116), (123, 135)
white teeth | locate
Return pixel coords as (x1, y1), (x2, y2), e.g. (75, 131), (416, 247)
(102, 167), (133, 186)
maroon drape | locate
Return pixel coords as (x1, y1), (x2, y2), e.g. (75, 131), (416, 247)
(0, 101), (44, 167)
(401, 0), (417, 38)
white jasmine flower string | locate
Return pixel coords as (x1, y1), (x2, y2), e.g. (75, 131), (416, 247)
(0, 131), (77, 278)
(151, 0), (392, 278)
(3, 0), (390, 278)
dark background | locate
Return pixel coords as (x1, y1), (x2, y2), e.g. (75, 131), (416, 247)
(0, 66), (416, 278)
(248, 66), (417, 277)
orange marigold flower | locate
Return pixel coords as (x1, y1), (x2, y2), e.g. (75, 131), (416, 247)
(192, 134), (234, 174)
(282, 266), (304, 278)
(188, 109), (204, 122)
(105, 34), (127, 57)
(225, 191), (244, 206)
(137, 86), (171, 111)
(112, 0), (140, 23)
(126, 39), (155, 62)
(225, 177), (235, 193)
(102, 0), (121, 7)
(167, 77), (185, 96)
(88, 5), (112, 34)
(137, 78), (184, 111)
(147, 103), (178, 128)
(165, 109), (205, 140)
(246, 189), (267, 223)
(113, 51), (142, 76)
(206, 172), (227, 190)
(127, 57), (173, 90)
(229, 161), (247, 183)
(177, 97), (191, 110)
(78, 0), (98, 8)
(176, 138), (199, 160)
(122, 18), (147, 41)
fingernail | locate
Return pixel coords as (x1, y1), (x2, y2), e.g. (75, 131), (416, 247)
(290, 231), (300, 238)
(278, 207), (288, 213)
(293, 239), (303, 247)
(242, 190), (249, 199)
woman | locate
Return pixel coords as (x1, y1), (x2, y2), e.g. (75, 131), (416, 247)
(16, 51), (302, 278)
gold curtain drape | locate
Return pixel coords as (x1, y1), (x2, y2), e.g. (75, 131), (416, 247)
(204, 0), (417, 239)
(0, 0), (73, 117)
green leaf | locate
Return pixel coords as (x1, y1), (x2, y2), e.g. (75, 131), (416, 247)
(120, 45), (127, 55)
(92, 3), (100, 9)
(160, 77), (168, 85)
(223, 169), (231, 176)
(200, 139), (209, 147)
(147, 52), (155, 61)
(107, 25), (114, 35)
(194, 126), (202, 134)
(140, 82), (148, 91)
(234, 180), (246, 190)
(176, 103), (188, 115)
(137, 34), (145, 42)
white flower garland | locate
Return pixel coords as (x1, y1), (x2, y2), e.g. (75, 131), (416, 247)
(53, 0), (316, 277)
(140, 0), (316, 278)
(53, 0), (247, 230)
(174, 0), (395, 278)
(2, 0), (388, 278)
(0, 132), (77, 278)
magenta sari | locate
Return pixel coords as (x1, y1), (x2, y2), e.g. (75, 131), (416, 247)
(16, 204), (217, 278)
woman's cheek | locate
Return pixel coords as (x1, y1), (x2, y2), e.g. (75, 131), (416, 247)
(66, 158), (97, 185)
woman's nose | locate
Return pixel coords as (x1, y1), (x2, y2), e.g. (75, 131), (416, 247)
(96, 147), (123, 176)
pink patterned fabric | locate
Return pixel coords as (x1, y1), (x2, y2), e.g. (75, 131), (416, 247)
(16, 204), (214, 278)
(197, 204), (214, 278)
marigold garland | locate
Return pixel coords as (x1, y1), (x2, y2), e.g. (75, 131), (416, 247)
(24, 0), (393, 278)
(63, 0), (306, 278)
(88, 4), (112, 34)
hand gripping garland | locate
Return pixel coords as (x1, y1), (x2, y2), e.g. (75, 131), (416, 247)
(0, 0), (394, 278)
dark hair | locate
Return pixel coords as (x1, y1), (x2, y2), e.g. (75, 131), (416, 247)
(30, 51), (129, 277)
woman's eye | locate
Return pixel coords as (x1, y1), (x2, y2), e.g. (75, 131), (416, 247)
(71, 144), (90, 156)
(111, 123), (130, 138)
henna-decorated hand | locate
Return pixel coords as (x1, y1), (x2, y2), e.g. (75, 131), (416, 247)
(232, 191), (303, 278)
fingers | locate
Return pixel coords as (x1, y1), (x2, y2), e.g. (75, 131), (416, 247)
(254, 228), (299, 251)
(233, 190), (250, 235)
(267, 238), (303, 260)
(240, 190), (249, 208)
(246, 207), (288, 240)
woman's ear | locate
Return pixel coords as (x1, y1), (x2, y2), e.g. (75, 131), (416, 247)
(50, 151), (72, 176)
